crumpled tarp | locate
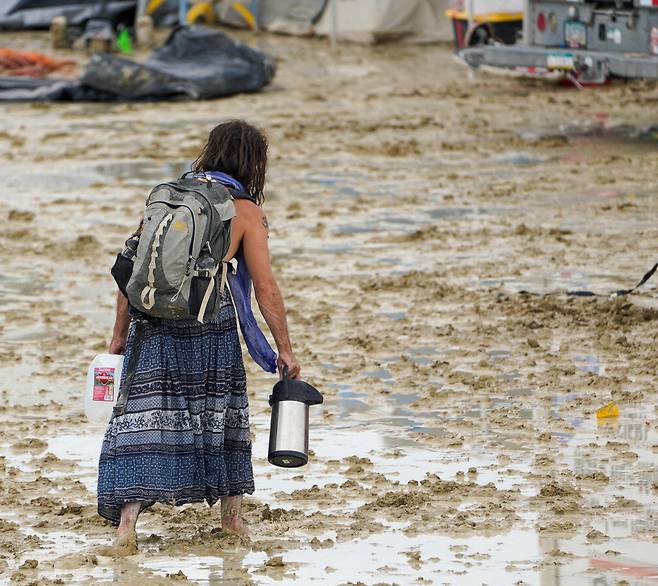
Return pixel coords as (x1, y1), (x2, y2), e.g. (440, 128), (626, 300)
(0, 0), (136, 30)
(0, 25), (276, 101)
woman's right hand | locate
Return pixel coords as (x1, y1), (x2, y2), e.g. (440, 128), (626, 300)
(109, 291), (130, 355)
(277, 351), (300, 380)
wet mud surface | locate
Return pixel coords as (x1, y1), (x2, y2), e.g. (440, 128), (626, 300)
(0, 29), (657, 585)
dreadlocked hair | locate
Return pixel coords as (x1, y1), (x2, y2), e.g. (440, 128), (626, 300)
(192, 120), (268, 205)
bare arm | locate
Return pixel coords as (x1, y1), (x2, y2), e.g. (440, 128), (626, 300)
(235, 200), (300, 379)
(109, 291), (130, 355)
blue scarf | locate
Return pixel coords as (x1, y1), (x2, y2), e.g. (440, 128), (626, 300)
(196, 171), (277, 373)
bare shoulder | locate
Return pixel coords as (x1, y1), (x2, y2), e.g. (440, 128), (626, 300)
(234, 199), (268, 232)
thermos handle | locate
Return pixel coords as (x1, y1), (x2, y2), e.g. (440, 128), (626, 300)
(269, 365), (290, 407)
(269, 365), (323, 407)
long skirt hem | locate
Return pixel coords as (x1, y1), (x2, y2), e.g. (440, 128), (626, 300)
(97, 482), (256, 525)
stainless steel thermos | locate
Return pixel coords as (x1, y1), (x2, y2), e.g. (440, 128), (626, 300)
(268, 367), (323, 468)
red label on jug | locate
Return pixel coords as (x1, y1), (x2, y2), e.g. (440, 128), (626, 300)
(93, 367), (115, 402)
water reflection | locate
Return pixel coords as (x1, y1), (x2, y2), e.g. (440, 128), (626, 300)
(140, 551), (265, 584)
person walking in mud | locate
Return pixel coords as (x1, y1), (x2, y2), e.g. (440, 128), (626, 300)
(97, 120), (301, 552)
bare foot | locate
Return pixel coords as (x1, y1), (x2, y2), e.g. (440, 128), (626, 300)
(221, 495), (249, 536)
(98, 529), (138, 558)
(222, 516), (250, 537)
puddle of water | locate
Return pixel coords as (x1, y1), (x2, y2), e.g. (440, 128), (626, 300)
(305, 529), (655, 585)
(507, 387), (532, 398)
(405, 346), (441, 366)
(5, 385), (653, 586)
(389, 392), (420, 407)
(520, 123), (658, 169)
(362, 367), (394, 382)
(141, 552), (268, 583)
(479, 268), (627, 296)
(426, 206), (476, 220)
(46, 433), (104, 492)
(487, 349), (511, 362)
(0, 158), (190, 208)
(379, 310), (407, 321)
(94, 160), (190, 185)
(319, 362), (339, 371)
(573, 354), (605, 376)
(0, 164), (97, 196)
(499, 369), (522, 382)
(567, 123), (658, 146)
(493, 151), (550, 166)
(335, 387), (370, 412)
(409, 347), (435, 356)
(335, 224), (378, 235)
(523, 122), (658, 146)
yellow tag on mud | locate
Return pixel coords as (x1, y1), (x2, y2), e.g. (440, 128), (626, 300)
(596, 401), (619, 419)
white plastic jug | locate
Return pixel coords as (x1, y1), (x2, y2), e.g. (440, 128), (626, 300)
(85, 354), (124, 422)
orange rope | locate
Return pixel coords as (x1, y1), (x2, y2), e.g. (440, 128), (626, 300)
(0, 48), (75, 77)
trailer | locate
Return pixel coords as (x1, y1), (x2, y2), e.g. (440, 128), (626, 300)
(460, 0), (658, 81)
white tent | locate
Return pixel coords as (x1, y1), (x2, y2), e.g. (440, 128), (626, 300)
(314, 0), (451, 43)
(217, 0), (451, 43)
(263, 0), (327, 35)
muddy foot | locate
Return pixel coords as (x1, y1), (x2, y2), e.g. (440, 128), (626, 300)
(98, 529), (138, 558)
(222, 518), (250, 537)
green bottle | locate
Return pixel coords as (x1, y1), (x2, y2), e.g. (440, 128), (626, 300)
(116, 28), (133, 55)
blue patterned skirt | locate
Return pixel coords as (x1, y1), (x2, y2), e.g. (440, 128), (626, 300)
(97, 289), (255, 524)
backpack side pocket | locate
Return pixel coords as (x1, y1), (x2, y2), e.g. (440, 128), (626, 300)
(111, 234), (139, 298)
(189, 275), (214, 321)
(188, 253), (221, 323)
(111, 253), (134, 298)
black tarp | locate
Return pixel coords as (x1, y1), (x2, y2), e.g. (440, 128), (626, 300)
(0, 0), (136, 30)
(0, 26), (276, 101)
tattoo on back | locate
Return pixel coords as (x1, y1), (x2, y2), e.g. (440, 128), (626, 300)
(262, 216), (269, 230)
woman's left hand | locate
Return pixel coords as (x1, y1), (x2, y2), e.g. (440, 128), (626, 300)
(109, 336), (127, 355)
(277, 351), (301, 380)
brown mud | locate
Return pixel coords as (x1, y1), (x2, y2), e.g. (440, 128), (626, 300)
(0, 27), (657, 585)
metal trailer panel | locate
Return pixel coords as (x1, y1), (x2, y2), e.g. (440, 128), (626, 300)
(527, 0), (658, 53)
(461, 0), (658, 79)
(461, 44), (658, 78)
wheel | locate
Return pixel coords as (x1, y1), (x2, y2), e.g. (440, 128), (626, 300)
(468, 25), (492, 47)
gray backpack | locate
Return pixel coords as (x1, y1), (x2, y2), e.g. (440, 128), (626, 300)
(125, 176), (236, 322)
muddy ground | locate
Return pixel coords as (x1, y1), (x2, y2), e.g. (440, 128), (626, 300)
(0, 27), (657, 586)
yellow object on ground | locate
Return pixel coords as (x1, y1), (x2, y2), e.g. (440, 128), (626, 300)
(146, 0), (163, 15)
(231, 1), (257, 30)
(187, 1), (215, 24)
(596, 401), (620, 419)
